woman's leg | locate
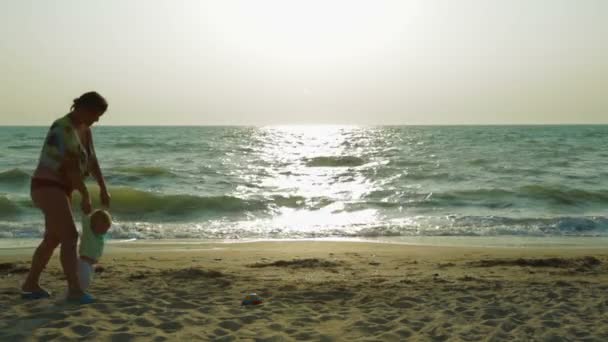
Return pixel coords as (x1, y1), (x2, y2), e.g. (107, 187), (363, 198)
(22, 188), (60, 292)
(24, 187), (84, 297)
(21, 232), (60, 292)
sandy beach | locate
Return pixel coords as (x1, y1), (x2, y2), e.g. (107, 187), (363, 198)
(1, 240), (607, 341)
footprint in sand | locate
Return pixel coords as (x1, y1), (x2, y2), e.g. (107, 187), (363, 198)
(368, 316), (390, 325)
(122, 307), (147, 317)
(110, 332), (137, 342)
(499, 319), (517, 332)
(294, 315), (319, 324)
(171, 299), (200, 310)
(45, 320), (71, 329)
(218, 320), (242, 332)
(542, 320), (561, 328)
(268, 323), (283, 331)
(71, 324), (95, 337)
(134, 317), (156, 328)
(318, 314), (340, 321)
(157, 321), (183, 333)
(406, 320), (426, 332)
(213, 328), (229, 336)
(481, 319), (500, 327)
(238, 314), (260, 324)
(35, 332), (62, 341)
(481, 307), (509, 320)
(293, 331), (315, 340)
(391, 298), (416, 309)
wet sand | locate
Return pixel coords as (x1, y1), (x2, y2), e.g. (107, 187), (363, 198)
(1, 240), (607, 341)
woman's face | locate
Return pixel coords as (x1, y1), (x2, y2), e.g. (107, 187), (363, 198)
(82, 109), (104, 127)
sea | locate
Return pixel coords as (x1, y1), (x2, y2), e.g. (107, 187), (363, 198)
(1, 125), (608, 247)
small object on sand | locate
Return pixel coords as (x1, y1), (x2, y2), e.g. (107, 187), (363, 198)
(241, 293), (263, 306)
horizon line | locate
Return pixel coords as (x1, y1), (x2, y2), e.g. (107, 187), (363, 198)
(2, 123), (608, 128)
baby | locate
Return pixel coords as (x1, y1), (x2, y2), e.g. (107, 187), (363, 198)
(78, 209), (112, 290)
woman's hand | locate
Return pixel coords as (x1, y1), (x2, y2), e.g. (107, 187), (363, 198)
(81, 194), (92, 214)
(100, 188), (111, 208)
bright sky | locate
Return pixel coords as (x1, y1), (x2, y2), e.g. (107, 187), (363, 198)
(1, 0), (607, 125)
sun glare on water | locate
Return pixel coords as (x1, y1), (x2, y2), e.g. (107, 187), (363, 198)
(230, 125), (385, 232)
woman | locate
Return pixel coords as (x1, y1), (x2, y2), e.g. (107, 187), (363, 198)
(22, 91), (111, 304)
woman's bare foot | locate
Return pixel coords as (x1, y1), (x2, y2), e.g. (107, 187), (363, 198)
(21, 281), (44, 293)
(21, 283), (51, 299)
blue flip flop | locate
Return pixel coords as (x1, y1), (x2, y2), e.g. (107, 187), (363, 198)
(21, 289), (52, 299)
(67, 293), (95, 305)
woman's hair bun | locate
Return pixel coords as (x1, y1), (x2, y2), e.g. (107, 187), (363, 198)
(71, 92), (108, 112)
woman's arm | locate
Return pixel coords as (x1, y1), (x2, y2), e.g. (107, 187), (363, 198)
(86, 129), (111, 207)
(60, 155), (91, 214)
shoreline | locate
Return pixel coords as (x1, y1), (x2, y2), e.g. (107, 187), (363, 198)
(2, 235), (608, 254)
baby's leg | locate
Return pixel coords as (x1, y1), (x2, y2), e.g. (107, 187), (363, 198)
(77, 258), (93, 290)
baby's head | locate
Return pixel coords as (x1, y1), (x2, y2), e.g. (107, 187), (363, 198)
(90, 209), (112, 235)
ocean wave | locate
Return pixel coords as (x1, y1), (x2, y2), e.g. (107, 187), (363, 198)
(0, 196), (21, 218)
(349, 185), (608, 211)
(427, 186), (608, 208)
(111, 141), (208, 151)
(269, 195), (334, 210)
(450, 215), (608, 235)
(0, 169), (30, 187)
(389, 159), (427, 167)
(519, 185), (608, 205)
(485, 166), (550, 176)
(467, 158), (493, 165)
(0, 221), (44, 238)
(2, 214), (607, 239)
(74, 187), (268, 220)
(428, 188), (515, 207)
(7, 145), (37, 150)
(402, 171), (452, 181)
(68, 215), (608, 239)
(355, 215), (608, 237)
(71, 187), (336, 220)
(270, 195), (307, 208)
(110, 166), (175, 178)
(305, 156), (366, 167)
(112, 142), (160, 148)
